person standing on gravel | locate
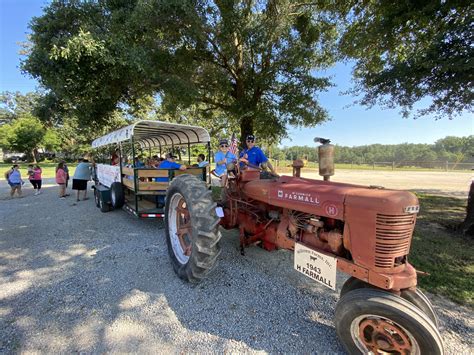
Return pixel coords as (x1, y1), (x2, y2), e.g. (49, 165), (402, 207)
(62, 161), (70, 189)
(28, 164), (43, 195)
(72, 158), (92, 202)
(56, 162), (67, 199)
(5, 164), (23, 198)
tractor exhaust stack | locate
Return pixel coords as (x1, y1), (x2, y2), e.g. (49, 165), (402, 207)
(314, 137), (334, 181)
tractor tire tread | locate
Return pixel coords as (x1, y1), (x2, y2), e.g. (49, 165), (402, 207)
(165, 175), (221, 283)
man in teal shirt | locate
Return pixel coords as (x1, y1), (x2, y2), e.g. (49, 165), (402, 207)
(72, 159), (91, 201)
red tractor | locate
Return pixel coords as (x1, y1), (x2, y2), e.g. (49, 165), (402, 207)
(164, 138), (444, 354)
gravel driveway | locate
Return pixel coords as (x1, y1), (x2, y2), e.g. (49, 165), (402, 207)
(0, 179), (472, 353)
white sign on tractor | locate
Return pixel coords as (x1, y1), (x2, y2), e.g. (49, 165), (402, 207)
(294, 242), (337, 290)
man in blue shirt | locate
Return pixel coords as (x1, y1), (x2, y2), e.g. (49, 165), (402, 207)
(214, 139), (237, 187)
(155, 153), (186, 182)
(134, 156), (145, 168)
(155, 153), (186, 208)
(239, 135), (277, 175)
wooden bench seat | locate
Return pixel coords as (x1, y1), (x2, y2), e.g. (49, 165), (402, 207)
(121, 167), (208, 192)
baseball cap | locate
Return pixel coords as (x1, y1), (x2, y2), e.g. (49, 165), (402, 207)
(246, 134), (255, 141)
(166, 153), (177, 159)
(219, 139), (229, 146)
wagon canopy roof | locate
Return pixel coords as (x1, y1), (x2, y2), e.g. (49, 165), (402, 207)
(91, 120), (210, 149)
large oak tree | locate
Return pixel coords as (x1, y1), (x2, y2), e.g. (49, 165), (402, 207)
(23, 0), (340, 144)
(340, 0), (473, 119)
(339, 0), (473, 234)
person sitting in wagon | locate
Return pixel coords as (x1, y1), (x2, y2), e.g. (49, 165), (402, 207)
(156, 153), (186, 176)
(111, 149), (120, 166)
(197, 153), (209, 167)
(154, 153), (186, 208)
(134, 156), (145, 168)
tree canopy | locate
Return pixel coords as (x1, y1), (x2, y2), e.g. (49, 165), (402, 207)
(22, 0), (340, 144)
(0, 91), (128, 159)
(340, 0), (473, 118)
(0, 91), (42, 124)
(0, 115), (46, 161)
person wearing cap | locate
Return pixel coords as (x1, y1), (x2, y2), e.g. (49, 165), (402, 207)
(214, 139), (237, 187)
(154, 153), (186, 208)
(157, 153), (186, 172)
(239, 134), (277, 175)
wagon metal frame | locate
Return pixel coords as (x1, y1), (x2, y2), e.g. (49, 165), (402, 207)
(91, 120), (212, 218)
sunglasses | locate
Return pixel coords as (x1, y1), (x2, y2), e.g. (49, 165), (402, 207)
(246, 140), (254, 143)
(220, 144), (228, 148)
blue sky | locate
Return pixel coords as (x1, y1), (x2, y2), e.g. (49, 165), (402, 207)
(1, 0), (472, 147)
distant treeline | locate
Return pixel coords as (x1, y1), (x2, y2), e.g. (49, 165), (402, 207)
(273, 135), (474, 164)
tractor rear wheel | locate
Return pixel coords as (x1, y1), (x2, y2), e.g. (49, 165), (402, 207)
(335, 288), (444, 355)
(165, 174), (221, 283)
(340, 277), (439, 327)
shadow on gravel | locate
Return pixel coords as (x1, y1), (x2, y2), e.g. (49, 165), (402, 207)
(1, 184), (472, 353)
(138, 232), (344, 353)
(0, 184), (344, 353)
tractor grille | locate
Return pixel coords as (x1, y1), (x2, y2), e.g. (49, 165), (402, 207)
(375, 214), (415, 269)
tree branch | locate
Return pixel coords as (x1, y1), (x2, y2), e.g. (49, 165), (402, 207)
(200, 96), (232, 110)
(204, 31), (238, 81)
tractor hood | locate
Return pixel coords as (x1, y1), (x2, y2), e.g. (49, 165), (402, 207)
(242, 175), (419, 220)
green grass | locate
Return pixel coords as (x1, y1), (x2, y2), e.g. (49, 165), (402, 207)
(410, 194), (473, 306)
(0, 163), (77, 180)
(211, 186), (222, 201)
(272, 160), (472, 172)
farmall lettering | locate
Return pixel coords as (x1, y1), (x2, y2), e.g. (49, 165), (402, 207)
(277, 189), (320, 205)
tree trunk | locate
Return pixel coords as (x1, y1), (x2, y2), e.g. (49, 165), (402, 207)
(460, 180), (474, 236)
(240, 116), (253, 148)
(31, 148), (37, 163)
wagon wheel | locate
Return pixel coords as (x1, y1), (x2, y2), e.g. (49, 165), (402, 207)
(335, 288), (444, 355)
(340, 277), (439, 327)
(165, 174), (222, 282)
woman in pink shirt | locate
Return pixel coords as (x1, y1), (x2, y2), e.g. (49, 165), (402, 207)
(56, 162), (67, 199)
(28, 164), (43, 195)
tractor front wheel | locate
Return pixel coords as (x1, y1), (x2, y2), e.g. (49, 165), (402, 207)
(335, 288), (443, 355)
(340, 277), (439, 327)
(165, 175), (221, 283)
